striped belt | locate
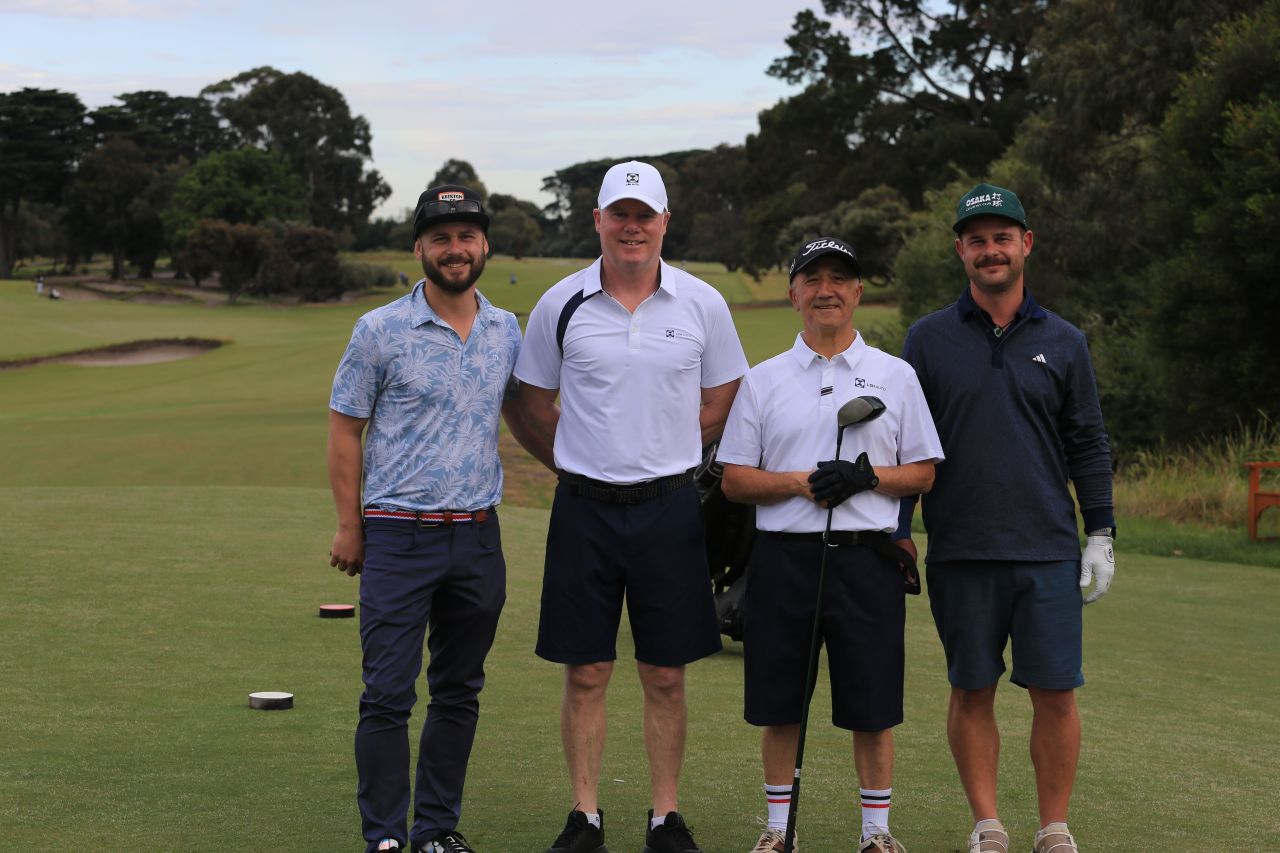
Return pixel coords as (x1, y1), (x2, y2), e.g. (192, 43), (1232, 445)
(364, 507), (492, 526)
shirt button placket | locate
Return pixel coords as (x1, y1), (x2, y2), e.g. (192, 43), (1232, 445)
(820, 359), (834, 412)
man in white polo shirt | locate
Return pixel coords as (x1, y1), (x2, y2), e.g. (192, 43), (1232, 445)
(717, 237), (942, 853)
(514, 160), (748, 853)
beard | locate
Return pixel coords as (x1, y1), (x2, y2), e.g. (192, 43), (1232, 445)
(422, 251), (487, 293)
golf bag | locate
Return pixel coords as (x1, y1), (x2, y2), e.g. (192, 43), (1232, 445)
(695, 441), (757, 642)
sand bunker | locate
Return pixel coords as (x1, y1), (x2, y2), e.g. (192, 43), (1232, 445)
(0, 338), (225, 370)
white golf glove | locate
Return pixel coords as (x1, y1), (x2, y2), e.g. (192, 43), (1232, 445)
(1080, 534), (1115, 604)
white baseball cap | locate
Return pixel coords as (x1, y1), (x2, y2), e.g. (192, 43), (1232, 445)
(598, 160), (668, 213)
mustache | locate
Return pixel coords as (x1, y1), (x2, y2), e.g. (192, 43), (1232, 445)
(975, 255), (1009, 268)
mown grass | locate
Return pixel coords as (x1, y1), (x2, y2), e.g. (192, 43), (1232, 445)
(3, 260), (1280, 850)
(1, 485), (1277, 851)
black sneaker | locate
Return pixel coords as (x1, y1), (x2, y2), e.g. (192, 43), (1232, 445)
(544, 809), (608, 853)
(415, 830), (475, 853)
(643, 810), (702, 853)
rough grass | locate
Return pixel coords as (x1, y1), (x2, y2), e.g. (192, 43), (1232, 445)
(1114, 418), (1280, 527)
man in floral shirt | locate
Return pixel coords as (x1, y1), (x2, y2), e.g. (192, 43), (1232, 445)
(328, 184), (539, 853)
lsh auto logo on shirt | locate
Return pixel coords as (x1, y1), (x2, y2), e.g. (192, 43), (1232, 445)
(854, 376), (888, 392)
(665, 328), (696, 342)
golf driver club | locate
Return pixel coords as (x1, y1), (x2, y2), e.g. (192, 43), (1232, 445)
(784, 395), (886, 853)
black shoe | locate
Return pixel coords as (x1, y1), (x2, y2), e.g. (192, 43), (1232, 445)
(415, 830), (475, 853)
(544, 809), (608, 853)
(643, 810), (701, 853)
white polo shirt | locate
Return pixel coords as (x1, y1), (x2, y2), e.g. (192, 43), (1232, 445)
(717, 332), (943, 533)
(516, 257), (748, 483)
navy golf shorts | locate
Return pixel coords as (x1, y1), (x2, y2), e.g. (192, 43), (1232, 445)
(743, 532), (906, 732)
(536, 481), (722, 667)
(926, 559), (1084, 691)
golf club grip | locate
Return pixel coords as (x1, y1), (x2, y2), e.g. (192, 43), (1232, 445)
(783, 772), (801, 852)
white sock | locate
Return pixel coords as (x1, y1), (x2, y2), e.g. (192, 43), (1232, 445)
(860, 787), (891, 838)
(764, 783), (793, 830)
(584, 812), (601, 829)
(650, 812), (668, 830)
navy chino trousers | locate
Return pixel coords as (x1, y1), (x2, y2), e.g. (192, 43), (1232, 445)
(355, 513), (506, 851)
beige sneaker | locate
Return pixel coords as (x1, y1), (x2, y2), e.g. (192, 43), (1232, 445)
(859, 832), (906, 853)
(749, 825), (793, 852)
(968, 819), (1009, 853)
(1033, 822), (1078, 853)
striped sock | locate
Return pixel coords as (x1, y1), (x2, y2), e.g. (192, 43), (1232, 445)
(860, 787), (891, 838)
(764, 783), (793, 830)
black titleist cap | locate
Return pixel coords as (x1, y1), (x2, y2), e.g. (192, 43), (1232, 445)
(788, 237), (860, 279)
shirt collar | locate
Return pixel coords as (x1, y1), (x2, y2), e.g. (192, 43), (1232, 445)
(955, 286), (1046, 323)
(409, 280), (498, 329)
(583, 257), (678, 297)
(787, 330), (866, 368)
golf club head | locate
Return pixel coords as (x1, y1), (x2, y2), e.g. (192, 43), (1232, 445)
(837, 395), (886, 428)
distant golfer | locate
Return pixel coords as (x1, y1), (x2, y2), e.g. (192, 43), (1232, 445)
(328, 184), (539, 853)
(717, 237), (942, 853)
(513, 160), (748, 853)
(896, 184), (1115, 853)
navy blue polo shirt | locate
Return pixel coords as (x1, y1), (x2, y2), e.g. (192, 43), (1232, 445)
(900, 288), (1114, 563)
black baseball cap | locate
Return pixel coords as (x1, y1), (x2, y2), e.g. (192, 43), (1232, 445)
(788, 237), (861, 279)
(413, 184), (489, 237)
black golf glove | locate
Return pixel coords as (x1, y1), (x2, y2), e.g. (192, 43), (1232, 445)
(807, 452), (879, 507)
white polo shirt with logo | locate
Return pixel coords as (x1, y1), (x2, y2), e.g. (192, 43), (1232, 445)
(516, 257), (748, 484)
(717, 332), (943, 533)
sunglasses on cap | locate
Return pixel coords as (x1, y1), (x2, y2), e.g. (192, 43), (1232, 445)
(419, 199), (484, 217)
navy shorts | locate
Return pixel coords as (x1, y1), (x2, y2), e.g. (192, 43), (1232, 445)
(926, 559), (1084, 690)
(536, 481), (722, 667)
(743, 532), (905, 732)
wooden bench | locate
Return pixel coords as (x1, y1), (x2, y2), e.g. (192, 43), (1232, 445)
(1247, 461), (1280, 541)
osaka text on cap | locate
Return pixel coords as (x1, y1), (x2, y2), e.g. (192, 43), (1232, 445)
(953, 182), (1029, 233)
(788, 237), (861, 279)
(598, 161), (668, 213)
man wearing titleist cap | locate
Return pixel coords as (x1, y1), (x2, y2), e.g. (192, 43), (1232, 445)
(717, 237), (942, 853)
(328, 184), (543, 853)
(896, 183), (1115, 853)
(513, 160), (748, 853)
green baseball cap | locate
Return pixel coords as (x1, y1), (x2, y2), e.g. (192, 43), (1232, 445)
(954, 182), (1029, 233)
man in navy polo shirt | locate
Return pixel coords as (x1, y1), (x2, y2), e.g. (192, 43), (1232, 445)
(717, 237), (942, 853)
(896, 184), (1116, 853)
(328, 184), (539, 853)
(514, 160), (748, 853)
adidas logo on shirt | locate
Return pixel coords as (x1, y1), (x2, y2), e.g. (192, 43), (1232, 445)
(1032, 354), (1048, 364)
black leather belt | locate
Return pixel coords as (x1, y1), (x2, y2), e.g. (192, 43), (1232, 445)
(770, 530), (890, 547)
(558, 469), (694, 505)
(766, 529), (921, 594)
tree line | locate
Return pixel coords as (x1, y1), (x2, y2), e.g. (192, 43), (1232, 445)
(0, 66), (392, 299)
(2, 0), (1277, 450)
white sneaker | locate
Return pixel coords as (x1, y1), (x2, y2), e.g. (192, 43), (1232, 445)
(749, 825), (792, 852)
(967, 819), (1008, 853)
(859, 832), (906, 853)
(1033, 822), (1078, 853)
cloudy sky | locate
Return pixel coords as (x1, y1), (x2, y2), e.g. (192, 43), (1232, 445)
(0, 0), (816, 216)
